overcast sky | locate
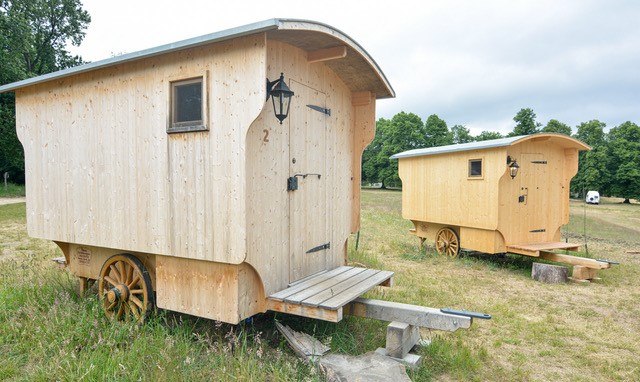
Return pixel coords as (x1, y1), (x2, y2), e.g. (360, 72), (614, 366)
(68, 0), (640, 135)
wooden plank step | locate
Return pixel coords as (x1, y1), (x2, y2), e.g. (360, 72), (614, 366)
(268, 266), (394, 321)
(300, 268), (381, 307)
(288, 269), (329, 287)
(270, 266), (353, 301)
(318, 271), (394, 310)
(284, 267), (368, 304)
(508, 242), (581, 252)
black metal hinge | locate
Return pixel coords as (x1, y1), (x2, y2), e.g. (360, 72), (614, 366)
(529, 229), (546, 233)
(306, 242), (330, 253)
(306, 104), (331, 116)
(531, 160), (547, 164)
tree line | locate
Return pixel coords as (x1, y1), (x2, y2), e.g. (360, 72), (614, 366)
(0, 0), (90, 183)
(362, 108), (640, 203)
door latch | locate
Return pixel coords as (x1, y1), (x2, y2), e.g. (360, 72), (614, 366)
(287, 173), (322, 191)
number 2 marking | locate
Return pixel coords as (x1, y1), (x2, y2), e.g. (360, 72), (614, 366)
(263, 129), (270, 143)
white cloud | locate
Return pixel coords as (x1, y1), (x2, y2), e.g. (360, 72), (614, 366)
(69, 0), (640, 133)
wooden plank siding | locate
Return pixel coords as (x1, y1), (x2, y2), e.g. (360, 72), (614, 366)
(15, 34), (266, 263)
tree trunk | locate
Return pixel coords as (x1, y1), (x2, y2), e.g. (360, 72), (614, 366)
(623, 198), (630, 204)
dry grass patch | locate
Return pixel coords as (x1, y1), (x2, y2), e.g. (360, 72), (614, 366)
(353, 190), (640, 381)
(1, 192), (639, 381)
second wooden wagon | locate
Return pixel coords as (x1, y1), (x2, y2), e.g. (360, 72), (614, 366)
(391, 134), (613, 280)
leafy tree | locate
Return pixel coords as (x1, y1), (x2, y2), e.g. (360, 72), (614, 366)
(571, 120), (609, 197)
(606, 121), (640, 203)
(475, 131), (503, 141)
(0, 0), (90, 183)
(424, 114), (453, 147)
(362, 112), (426, 188)
(574, 120), (606, 147)
(542, 119), (572, 135)
(451, 124), (474, 144)
(509, 108), (541, 136)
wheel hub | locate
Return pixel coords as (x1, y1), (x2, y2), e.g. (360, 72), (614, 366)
(106, 284), (130, 303)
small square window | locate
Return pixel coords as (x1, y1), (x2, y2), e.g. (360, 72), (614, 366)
(468, 159), (483, 177)
(169, 77), (206, 133)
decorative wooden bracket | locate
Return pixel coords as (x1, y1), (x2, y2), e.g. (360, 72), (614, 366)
(307, 46), (347, 63)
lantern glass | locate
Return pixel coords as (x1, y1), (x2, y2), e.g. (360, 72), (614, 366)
(509, 160), (520, 178)
(268, 73), (294, 124)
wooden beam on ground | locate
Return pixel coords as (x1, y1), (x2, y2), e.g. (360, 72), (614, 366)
(539, 251), (611, 269)
(344, 298), (472, 332)
(307, 46), (347, 63)
(267, 299), (342, 322)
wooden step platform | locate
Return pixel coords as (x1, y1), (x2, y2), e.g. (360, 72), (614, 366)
(507, 242), (581, 257)
(267, 266), (394, 322)
(507, 242), (611, 271)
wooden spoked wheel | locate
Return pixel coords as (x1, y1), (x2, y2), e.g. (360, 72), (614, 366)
(435, 227), (460, 258)
(98, 254), (153, 322)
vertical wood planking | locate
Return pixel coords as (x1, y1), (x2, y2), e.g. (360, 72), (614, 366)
(15, 34), (266, 263)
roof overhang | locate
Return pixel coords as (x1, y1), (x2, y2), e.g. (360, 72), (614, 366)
(0, 18), (394, 99)
(391, 133), (591, 160)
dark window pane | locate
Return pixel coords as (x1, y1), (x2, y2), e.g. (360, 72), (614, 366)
(175, 81), (202, 123)
(469, 160), (482, 176)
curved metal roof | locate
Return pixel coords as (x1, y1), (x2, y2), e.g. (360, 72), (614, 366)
(391, 133), (590, 159)
(0, 19), (395, 98)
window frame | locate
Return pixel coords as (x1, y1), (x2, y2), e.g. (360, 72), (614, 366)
(167, 73), (208, 134)
(467, 158), (484, 179)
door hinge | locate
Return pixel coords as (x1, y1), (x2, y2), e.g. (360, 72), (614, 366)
(529, 229), (546, 233)
(531, 160), (547, 164)
(306, 104), (331, 116)
(306, 242), (330, 253)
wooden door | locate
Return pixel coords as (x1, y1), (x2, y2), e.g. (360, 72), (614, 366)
(288, 81), (330, 282)
(519, 153), (549, 242)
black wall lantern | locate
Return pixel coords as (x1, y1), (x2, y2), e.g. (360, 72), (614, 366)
(507, 156), (520, 179)
(266, 73), (294, 124)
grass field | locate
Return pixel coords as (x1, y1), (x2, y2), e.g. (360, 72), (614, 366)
(0, 183), (25, 198)
(1, 191), (639, 381)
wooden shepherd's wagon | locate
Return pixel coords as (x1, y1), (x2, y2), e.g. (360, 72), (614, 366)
(392, 134), (614, 281)
(1, 19), (487, 343)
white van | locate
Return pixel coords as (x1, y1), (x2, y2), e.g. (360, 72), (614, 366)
(586, 191), (600, 204)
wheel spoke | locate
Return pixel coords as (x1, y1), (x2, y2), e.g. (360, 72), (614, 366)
(104, 275), (118, 287)
(106, 300), (117, 311)
(129, 289), (144, 295)
(109, 264), (121, 283)
(125, 263), (133, 284)
(130, 295), (144, 309)
(116, 304), (124, 319)
(128, 274), (140, 289)
(128, 301), (141, 320)
(117, 261), (126, 283)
